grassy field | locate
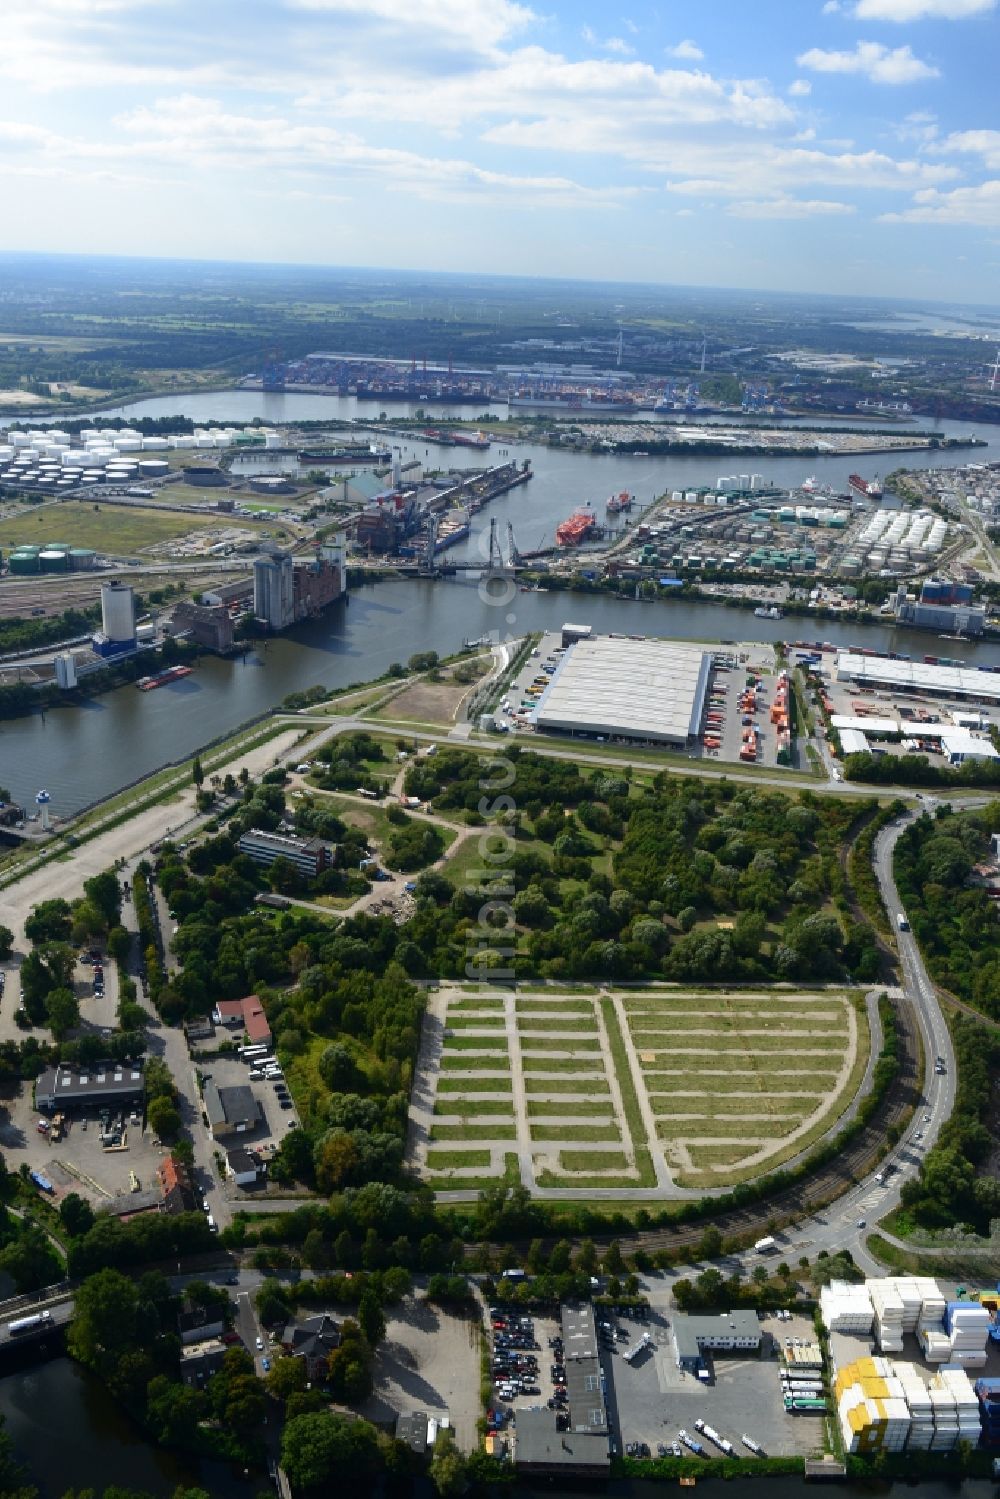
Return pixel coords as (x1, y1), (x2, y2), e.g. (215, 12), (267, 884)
(559, 1150), (631, 1172)
(436, 1075), (512, 1093)
(439, 1054), (511, 1071)
(0, 499), (256, 554)
(530, 1124), (622, 1142)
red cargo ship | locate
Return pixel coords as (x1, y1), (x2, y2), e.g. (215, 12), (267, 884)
(136, 664), (194, 691)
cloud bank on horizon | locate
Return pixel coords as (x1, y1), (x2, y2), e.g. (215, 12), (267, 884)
(0, 0), (997, 299)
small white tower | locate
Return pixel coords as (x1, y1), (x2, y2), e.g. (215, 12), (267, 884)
(36, 789), (51, 830)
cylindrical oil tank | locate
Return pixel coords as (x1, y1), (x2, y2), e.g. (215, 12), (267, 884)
(39, 549), (69, 571)
(9, 551), (41, 574)
(137, 459), (169, 477)
(69, 548), (97, 570)
(141, 436), (169, 451)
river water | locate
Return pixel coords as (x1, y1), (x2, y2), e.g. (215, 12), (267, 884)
(0, 1353), (255, 1498)
(2, 389), (1000, 816)
(0, 1352), (996, 1499)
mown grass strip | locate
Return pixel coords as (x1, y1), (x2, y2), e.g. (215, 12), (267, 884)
(426, 1148), (492, 1170)
(433, 1098), (517, 1117)
(530, 1124), (621, 1142)
(525, 1100), (614, 1118)
(439, 1054), (511, 1072)
(430, 1124), (517, 1142)
(436, 1076), (513, 1094)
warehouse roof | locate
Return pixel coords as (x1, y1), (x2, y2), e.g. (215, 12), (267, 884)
(514, 1409), (609, 1473)
(835, 652), (1000, 704)
(940, 730), (999, 761)
(831, 714), (900, 736)
(535, 636), (710, 745)
(36, 1061), (144, 1110)
(838, 727), (871, 755)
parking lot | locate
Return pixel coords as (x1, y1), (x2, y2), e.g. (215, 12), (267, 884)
(361, 1295), (483, 1453)
(198, 1050), (297, 1171)
(604, 1304), (826, 1462)
(814, 660), (1000, 765)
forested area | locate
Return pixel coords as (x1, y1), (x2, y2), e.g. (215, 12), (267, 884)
(894, 804), (1000, 1020)
(403, 745), (880, 984)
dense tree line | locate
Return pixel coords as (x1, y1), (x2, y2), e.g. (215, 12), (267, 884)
(894, 805), (1000, 1020)
(900, 1016), (1000, 1235)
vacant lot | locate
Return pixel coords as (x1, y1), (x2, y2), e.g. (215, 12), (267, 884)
(411, 985), (870, 1198)
(373, 658), (490, 727)
(0, 500), (255, 556)
(360, 1295), (483, 1453)
(622, 989), (867, 1189)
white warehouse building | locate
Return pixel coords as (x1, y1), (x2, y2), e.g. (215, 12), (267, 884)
(533, 635), (711, 747)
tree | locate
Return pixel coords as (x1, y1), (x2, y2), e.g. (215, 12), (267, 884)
(265, 1354), (308, 1401)
(357, 1289), (386, 1348)
(59, 1193), (95, 1238)
(146, 1373), (205, 1445)
(192, 756), (205, 788)
(107, 926), (131, 966)
(0, 926), (13, 962)
(430, 1430), (468, 1497)
(281, 1411), (380, 1491)
(318, 1043), (360, 1092)
(0, 1224), (63, 1292)
(24, 899), (73, 946)
(315, 1132), (361, 1193)
(147, 1096), (182, 1143)
(45, 986), (79, 1040)
(68, 1268), (140, 1370)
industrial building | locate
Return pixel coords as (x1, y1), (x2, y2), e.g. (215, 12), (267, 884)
(253, 553), (295, 630)
(671, 1311), (763, 1372)
(893, 581), (985, 637)
(835, 652), (1000, 706)
(92, 581), (136, 658)
(171, 600), (235, 654)
(36, 1060), (145, 1114)
(236, 828), (328, 877)
(203, 1082), (261, 1138)
(534, 635), (710, 747)
(54, 652), (78, 690)
(515, 1304), (609, 1480)
(252, 542), (345, 631)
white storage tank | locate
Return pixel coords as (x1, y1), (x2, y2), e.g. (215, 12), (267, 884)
(141, 436), (169, 450)
(137, 459), (169, 477)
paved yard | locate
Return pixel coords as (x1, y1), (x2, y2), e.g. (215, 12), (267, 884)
(359, 1296), (483, 1453)
(604, 1300), (827, 1461)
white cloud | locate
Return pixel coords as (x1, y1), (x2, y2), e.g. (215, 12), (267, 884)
(933, 128), (1000, 168)
(789, 78), (812, 95)
(728, 195), (857, 217)
(797, 41), (939, 82)
(665, 39), (704, 60)
(881, 180), (1000, 223)
(289, 0), (536, 49)
(822, 2), (842, 12)
(853, 0), (994, 19)
(109, 94), (637, 206)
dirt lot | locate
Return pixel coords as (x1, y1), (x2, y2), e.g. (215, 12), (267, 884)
(359, 1293), (483, 1452)
(374, 660), (489, 727)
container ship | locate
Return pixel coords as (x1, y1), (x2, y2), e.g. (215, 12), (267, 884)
(136, 664), (193, 691)
(849, 472), (882, 499)
(555, 507), (597, 547)
(434, 509), (472, 553)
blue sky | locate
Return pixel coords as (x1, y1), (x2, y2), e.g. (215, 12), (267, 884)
(2, 0), (999, 301)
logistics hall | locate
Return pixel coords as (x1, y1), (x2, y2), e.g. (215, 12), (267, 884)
(534, 635), (710, 747)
